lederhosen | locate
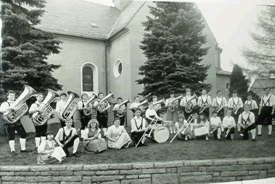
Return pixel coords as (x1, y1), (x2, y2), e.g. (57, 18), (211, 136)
(258, 95), (273, 125)
(231, 98), (243, 123)
(97, 100), (108, 129)
(246, 100), (258, 121)
(32, 102), (48, 137)
(215, 97), (224, 120)
(184, 97), (196, 120)
(80, 101), (91, 130)
(4, 102), (27, 140)
(200, 95), (210, 118)
(240, 112), (256, 140)
(131, 118), (146, 146)
(114, 104), (126, 126)
(60, 128), (78, 156)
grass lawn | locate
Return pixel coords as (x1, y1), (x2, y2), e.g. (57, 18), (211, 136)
(0, 123), (275, 165)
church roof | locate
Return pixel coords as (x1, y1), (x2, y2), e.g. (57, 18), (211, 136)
(36, 0), (120, 40)
(216, 69), (231, 76)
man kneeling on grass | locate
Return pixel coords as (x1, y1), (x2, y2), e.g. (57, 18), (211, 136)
(55, 118), (80, 157)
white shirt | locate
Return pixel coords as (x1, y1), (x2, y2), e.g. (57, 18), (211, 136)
(131, 116), (147, 132)
(198, 95), (212, 107)
(145, 109), (158, 119)
(77, 100), (89, 109)
(180, 95), (196, 107)
(55, 127), (77, 141)
(193, 119), (209, 128)
(244, 100), (258, 109)
(238, 111), (255, 125)
(165, 98), (178, 107)
(222, 116), (236, 128)
(0, 100), (14, 113)
(210, 116), (222, 126)
(82, 128), (101, 139)
(29, 102), (42, 114)
(55, 100), (67, 113)
(106, 125), (126, 139)
(212, 96), (227, 107)
(113, 103), (126, 111)
(228, 97), (243, 108)
(129, 102), (141, 110)
(260, 94), (275, 107)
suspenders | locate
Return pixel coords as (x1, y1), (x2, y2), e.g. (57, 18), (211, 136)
(216, 97), (223, 106)
(262, 95), (272, 107)
(241, 112), (251, 125)
(134, 118), (143, 130)
(201, 95), (208, 106)
(232, 98), (239, 108)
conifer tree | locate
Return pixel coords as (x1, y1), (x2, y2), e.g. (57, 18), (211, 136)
(1, 0), (62, 97)
(137, 2), (211, 97)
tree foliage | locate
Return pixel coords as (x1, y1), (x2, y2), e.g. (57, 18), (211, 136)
(1, 0), (63, 99)
(137, 2), (211, 97)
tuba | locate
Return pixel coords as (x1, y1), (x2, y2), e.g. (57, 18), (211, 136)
(168, 95), (182, 112)
(97, 93), (114, 113)
(185, 94), (198, 113)
(32, 89), (59, 126)
(59, 91), (79, 120)
(83, 93), (98, 116)
(116, 99), (130, 118)
(137, 99), (148, 109)
(3, 85), (37, 124)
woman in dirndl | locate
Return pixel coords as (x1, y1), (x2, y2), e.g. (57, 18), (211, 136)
(105, 118), (132, 149)
(37, 131), (66, 165)
(193, 113), (210, 140)
(82, 119), (107, 153)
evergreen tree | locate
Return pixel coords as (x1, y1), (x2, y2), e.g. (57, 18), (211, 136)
(1, 0), (62, 97)
(137, 2), (211, 97)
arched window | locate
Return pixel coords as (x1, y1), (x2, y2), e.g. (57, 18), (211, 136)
(83, 66), (93, 91)
(225, 81), (230, 90)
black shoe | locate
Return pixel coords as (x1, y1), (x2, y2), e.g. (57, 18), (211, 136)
(11, 151), (17, 155)
(268, 133), (272, 136)
(257, 133), (262, 136)
(252, 139), (257, 142)
(72, 153), (80, 157)
(21, 149), (32, 153)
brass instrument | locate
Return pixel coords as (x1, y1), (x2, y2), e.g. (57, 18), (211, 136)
(199, 105), (211, 114)
(135, 118), (158, 148)
(32, 89), (59, 126)
(116, 99), (130, 118)
(168, 95), (182, 112)
(233, 107), (240, 115)
(59, 91), (79, 121)
(137, 99), (148, 109)
(185, 94), (198, 113)
(170, 114), (195, 143)
(240, 121), (254, 136)
(83, 94), (98, 116)
(225, 125), (234, 137)
(97, 93), (114, 113)
(210, 125), (221, 134)
(3, 85), (37, 124)
(216, 105), (224, 113)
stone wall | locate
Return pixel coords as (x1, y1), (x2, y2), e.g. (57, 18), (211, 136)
(1, 157), (275, 184)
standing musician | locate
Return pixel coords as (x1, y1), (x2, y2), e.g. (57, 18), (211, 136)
(77, 93), (93, 136)
(96, 92), (111, 131)
(0, 90), (30, 155)
(29, 93), (48, 151)
(180, 88), (197, 119)
(257, 87), (275, 136)
(198, 89), (212, 119)
(238, 104), (257, 141)
(212, 90), (227, 120)
(228, 90), (243, 132)
(55, 118), (80, 157)
(129, 96), (144, 116)
(244, 92), (258, 117)
(56, 92), (68, 127)
(113, 97), (126, 126)
(152, 95), (162, 116)
(165, 91), (179, 133)
(145, 102), (163, 124)
(131, 108), (149, 147)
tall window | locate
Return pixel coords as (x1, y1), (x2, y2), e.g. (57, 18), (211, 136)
(83, 66), (93, 91)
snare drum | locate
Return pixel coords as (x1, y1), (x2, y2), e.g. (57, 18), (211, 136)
(151, 126), (170, 143)
(194, 126), (209, 137)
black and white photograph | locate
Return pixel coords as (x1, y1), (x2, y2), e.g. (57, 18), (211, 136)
(0, 0), (275, 183)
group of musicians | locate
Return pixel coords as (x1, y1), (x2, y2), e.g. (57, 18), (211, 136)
(0, 86), (274, 162)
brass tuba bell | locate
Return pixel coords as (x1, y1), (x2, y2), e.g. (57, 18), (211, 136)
(59, 91), (79, 121)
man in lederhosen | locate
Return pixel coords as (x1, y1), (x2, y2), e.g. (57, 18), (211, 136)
(228, 90), (243, 132)
(244, 92), (258, 121)
(197, 89), (212, 119)
(212, 90), (227, 120)
(257, 87), (275, 136)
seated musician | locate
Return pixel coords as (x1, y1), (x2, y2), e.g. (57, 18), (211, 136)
(175, 113), (193, 141)
(82, 119), (107, 153)
(193, 113), (210, 140)
(238, 104), (256, 141)
(29, 93), (48, 151)
(210, 111), (223, 140)
(55, 118), (80, 157)
(131, 108), (148, 147)
(222, 109), (236, 140)
(145, 102), (163, 124)
(106, 118), (132, 149)
(37, 130), (66, 165)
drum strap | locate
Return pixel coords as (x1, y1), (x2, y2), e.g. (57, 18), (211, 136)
(134, 118), (143, 130)
(241, 112), (251, 125)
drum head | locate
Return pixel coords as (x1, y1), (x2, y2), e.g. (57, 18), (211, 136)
(153, 126), (170, 143)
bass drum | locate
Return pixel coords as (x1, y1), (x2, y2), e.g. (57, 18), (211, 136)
(152, 125), (170, 143)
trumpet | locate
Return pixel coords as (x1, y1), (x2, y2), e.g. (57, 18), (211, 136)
(168, 95), (182, 112)
(116, 99), (130, 118)
(83, 93), (98, 116)
(210, 125), (221, 134)
(135, 118), (158, 148)
(225, 125), (234, 137)
(233, 107), (240, 115)
(185, 94), (198, 113)
(216, 105), (224, 113)
(59, 91), (79, 121)
(97, 93), (114, 113)
(170, 114), (195, 143)
(3, 85), (37, 124)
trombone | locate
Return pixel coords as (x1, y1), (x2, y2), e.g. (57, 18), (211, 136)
(170, 114), (195, 143)
(135, 118), (158, 148)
